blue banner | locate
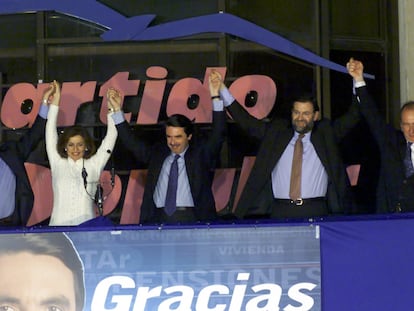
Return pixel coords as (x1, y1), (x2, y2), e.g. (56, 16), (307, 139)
(71, 226), (320, 310)
(0, 226), (321, 311)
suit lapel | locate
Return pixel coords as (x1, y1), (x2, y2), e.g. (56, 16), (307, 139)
(310, 126), (328, 166)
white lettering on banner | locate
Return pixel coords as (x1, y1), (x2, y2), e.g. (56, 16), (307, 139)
(218, 245), (284, 255)
(80, 250), (132, 269)
(91, 273), (316, 311)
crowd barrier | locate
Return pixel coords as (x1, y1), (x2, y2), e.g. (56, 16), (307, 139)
(1, 213), (413, 310)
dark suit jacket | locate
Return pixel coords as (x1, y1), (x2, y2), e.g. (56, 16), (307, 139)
(0, 115), (47, 225)
(227, 100), (360, 218)
(116, 111), (226, 223)
(356, 86), (407, 213)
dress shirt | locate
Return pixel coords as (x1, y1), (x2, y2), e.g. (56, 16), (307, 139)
(153, 148), (195, 208)
(38, 104), (49, 119)
(353, 80), (367, 98)
(0, 156), (15, 218)
(112, 101), (223, 210)
(272, 131), (328, 199)
(219, 87), (235, 107)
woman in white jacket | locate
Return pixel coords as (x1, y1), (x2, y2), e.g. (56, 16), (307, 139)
(46, 81), (119, 226)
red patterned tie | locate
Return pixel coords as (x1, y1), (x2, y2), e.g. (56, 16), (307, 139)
(289, 134), (305, 200)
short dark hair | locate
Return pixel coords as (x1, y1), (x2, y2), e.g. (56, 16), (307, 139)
(165, 114), (194, 136)
(291, 94), (320, 112)
(57, 126), (96, 159)
(0, 232), (85, 311)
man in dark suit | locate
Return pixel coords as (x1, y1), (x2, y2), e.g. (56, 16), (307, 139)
(347, 58), (414, 213)
(110, 71), (226, 223)
(0, 86), (51, 226)
(217, 75), (360, 219)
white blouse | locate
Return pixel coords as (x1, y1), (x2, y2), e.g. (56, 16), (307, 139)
(46, 105), (117, 226)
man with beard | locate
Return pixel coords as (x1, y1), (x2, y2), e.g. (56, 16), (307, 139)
(217, 75), (360, 219)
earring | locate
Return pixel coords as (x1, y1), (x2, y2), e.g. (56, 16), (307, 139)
(85, 148), (88, 152)
(64, 148), (67, 152)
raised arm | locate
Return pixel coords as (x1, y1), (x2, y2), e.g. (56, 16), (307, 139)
(324, 58), (363, 139)
(346, 58), (389, 145)
(110, 88), (152, 163)
(203, 70), (227, 162)
(218, 77), (268, 141)
(92, 88), (119, 169)
(15, 82), (52, 159)
(45, 81), (61, 163)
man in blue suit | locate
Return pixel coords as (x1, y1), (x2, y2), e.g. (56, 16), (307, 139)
(110, 71), (226, 223)
(0, 85), (52, 226)
(348, 57), (414, 213)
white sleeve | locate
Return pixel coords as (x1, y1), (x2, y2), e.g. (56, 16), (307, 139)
(92, 112), (118, 171)
(45, 105), (61, 166)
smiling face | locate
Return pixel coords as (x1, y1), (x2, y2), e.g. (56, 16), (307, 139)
(0, 252), (77, 311)
(165, 126), (192, 154)
(291, 101), (319, 134)
(66, 135), (87, 161)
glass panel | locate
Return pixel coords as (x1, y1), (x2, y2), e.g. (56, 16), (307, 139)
(0, 58), (36, 84)
(0, 13), (36, 48)
(46, 40), (220, 82)
(330, 1), (381, 38)
(227, 0), (318, 52)
(45, 12), (106, 38)
(99, 0), (219, 22)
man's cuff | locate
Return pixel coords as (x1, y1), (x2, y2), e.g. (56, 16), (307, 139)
(353, 80), (366, 95)
(111, 111), (125, 125)
(212, 100), (224, 111)
(354, 80), (366, 88)
(219, 87), (235, 107)
(38, 104), (49, 119)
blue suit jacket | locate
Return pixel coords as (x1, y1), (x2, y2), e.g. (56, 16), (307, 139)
(116, 110), (226, 223)
(0, 115), (47, 225)
(356, 86), (408, 213)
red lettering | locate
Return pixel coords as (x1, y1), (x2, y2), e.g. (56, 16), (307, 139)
(166, 67), (227, 123)
(59, 81), (96, 126)
(0, 69), (277, 129)
(137, 66), (168, 124)
(1, 83), (49, 128)
(229, 75), (276, 120)
(99, 72), (140, 124)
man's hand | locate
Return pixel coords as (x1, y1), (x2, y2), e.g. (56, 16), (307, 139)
(107, 87), (122, 112)
(43, 80), (61, 106)
(346, 57), (364, 82)
(208, 70), (223, 97)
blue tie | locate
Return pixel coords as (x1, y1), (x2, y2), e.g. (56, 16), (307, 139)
(164, 154), (180, 216)
(404, 142), (414, 178)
